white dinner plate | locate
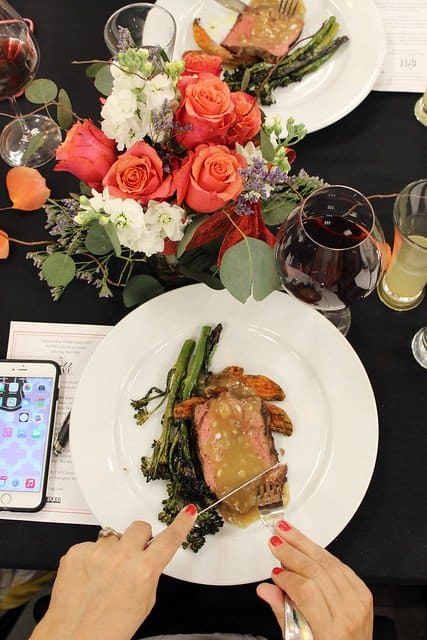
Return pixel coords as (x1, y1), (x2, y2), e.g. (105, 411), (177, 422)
(157, 0), (385, 133)
(71, 285), (378, 585)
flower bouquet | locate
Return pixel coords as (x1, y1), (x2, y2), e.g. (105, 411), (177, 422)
(24, 47), (325, 306)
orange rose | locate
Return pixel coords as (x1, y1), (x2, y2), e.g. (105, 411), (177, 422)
(182, 52), (222, 77)
(55, 119), (117, 190)
(6, 167), (50, 211)
(175, 144), (246, 213)
(227, 91), (262, 145)
(0, 229), (9, 259)
(102, 141), (175, 205)
(175, 74), (236, 149)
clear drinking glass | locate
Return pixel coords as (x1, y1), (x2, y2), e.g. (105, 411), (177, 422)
(275, 185), (387, 335)
(0, 1), (62, 167)
(414, 87), (427, 126)
(104, 3), (177, 59)
(412, 327), (427, 369)
(377, 179), (427, 311)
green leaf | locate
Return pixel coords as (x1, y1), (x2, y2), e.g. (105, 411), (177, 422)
(262, 196), (298, 225)
(104, 222), (121, 257)
(41, 253), (76, 288)
(94, 65), (113, 96)
(123, 275), (164, 308)
(260, 127), (276, 162)
(79, 181), (92, 196)
(85, 224), (113, 255)
(23, 132), (43, 161)
(25, 78), (58, 104)
(178, 265), (224, 290)
(219, 238), (280, 303)
(240, 67), (251, 92)
(56, 88), (73, 129)
(86, 62), (107, 78)
(282, 117), (307, 147)
(176, 216), (209, 258)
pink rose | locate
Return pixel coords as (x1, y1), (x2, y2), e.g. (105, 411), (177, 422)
(55, 120), (117, 189)
(175, 144), (246, 213)
(102, 142), (175, 205)
(175, 74), (236, 149)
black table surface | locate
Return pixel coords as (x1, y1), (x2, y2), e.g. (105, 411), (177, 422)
(0, 0), (426, 609)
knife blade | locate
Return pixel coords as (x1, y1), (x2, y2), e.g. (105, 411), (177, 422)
(212, 0), (248, 14)
(197, 462), (281, 516)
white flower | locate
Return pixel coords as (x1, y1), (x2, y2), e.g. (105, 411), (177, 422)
(235, 141), (264, 165)
(105, 197), (146, 252)
(138, 231), (166, 256)
(101, 89), (150, 150)
(143, 73), (176, 111)
(110, 64), (146, 91)
(144, 200), (187, 241)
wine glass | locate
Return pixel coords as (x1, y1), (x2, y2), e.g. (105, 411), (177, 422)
(275, 185), (387, 335)
(0, 1), (61, 168)
(104, 3), (177, 59)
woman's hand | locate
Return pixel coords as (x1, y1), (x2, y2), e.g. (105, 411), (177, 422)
(257, 521), (373, 640)
(30, 505), (197, 640)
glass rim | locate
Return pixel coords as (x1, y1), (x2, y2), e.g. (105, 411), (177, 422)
(392, 178), (427, 251)
(298, 184), (376, 252)
(104, 2), (177, 53)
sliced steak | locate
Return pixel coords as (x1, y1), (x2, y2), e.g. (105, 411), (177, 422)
(192, 391), (287, 514)
(221, 7), (303, 64)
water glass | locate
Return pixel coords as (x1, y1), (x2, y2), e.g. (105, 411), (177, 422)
(104, 3), (177, 59)
(377, 179), (427, 311)
(412, 327), (427, 369)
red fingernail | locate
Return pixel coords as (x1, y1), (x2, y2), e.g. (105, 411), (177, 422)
(278, 520), (292, 532)
(270, 536), (283, 547)
(272, 567), (284, 575)
(184, 504), (197, 516)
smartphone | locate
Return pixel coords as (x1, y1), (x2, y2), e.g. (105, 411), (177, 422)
(0, 360), (60, 512)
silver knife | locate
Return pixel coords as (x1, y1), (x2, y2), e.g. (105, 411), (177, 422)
(197, 462), (281, 516)
(212, 0), (248, 14)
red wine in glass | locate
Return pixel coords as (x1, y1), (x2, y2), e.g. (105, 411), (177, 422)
(275, 186), (386, 335)
(0, 33), (38, 97)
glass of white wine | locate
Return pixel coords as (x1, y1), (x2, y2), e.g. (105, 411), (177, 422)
(377, 179), (427, 311)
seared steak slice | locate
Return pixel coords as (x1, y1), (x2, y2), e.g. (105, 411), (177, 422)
(221, 7), (303, 63)
(192, 391), (287, 514)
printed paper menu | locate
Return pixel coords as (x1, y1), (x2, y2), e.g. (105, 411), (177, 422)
(0, 321), (112, 525)
(374, 0), (427, 92)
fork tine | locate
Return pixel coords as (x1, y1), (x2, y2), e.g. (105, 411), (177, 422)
(279, 0), (298, 17)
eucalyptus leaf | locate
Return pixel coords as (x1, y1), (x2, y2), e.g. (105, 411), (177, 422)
(262, 197), (298, 226)
(94, 65), (113, 96)
(25, 78), (58, 104)
(260, 127), (276, 162)
(79, 181), (92, 197)
(41, 253), (76, 288)
(219, 238), (280, 303)
(86, 62), (107, 78)
(104, 222), (121, 257)
(85, 224), (113, 256)
(123, 275), (164, 308)
(57, 88), (73, 129)
(23, 133), (43, 161)
(176, 216), (209, 258)
(178, 265), (224, 290)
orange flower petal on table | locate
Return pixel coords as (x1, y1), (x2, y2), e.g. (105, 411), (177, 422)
(0, 229), (9, 259)
(6, 167), (50, 211)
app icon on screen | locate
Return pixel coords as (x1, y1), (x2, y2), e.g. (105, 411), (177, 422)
(0, 477), (7, 487)
(6, 397), (17, 408)
(38, 385), (46, 391)
(19, 412), (29, 422)
(35, 398), (45, 408)
(21, 399), (30, 407)
(34, 414), (43, 423)
(11, 479), (19, 488)
(17, 428), (27, 438)
(25, 478), (35, 489)
(0, 382), (4, 392)
(9, 382), (19, 393)
(2, 427), (13, 438)
(31, 428), (41, 439)
(23, 383), (33, 392)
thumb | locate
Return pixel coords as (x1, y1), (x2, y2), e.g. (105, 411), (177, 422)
(257, 582), (285, 637)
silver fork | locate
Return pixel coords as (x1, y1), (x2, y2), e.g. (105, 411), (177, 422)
(257, 479), (314, 640)
(278, 0), (299, 17)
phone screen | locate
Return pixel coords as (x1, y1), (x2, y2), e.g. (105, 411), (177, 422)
(0, 376), (55, 493)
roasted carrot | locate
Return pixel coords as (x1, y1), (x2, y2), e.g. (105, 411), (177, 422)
(265, 403), (293, 435)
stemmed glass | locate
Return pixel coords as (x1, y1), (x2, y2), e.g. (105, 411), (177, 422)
(275, 185), (387, 335)
(0, 0), (61, 167)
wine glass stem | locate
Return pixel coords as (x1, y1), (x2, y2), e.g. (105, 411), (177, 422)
(8, 96), (31, 136)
